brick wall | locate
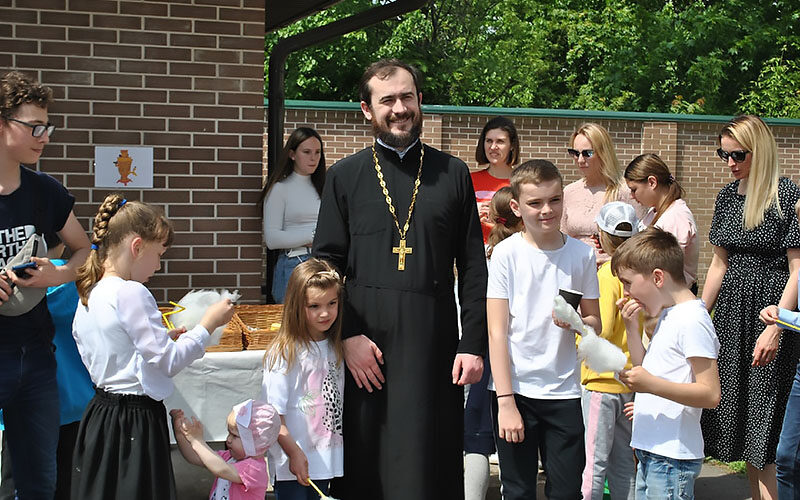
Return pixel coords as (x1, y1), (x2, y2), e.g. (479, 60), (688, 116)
(279, 106), (800, 291)
(2, 0), (266, 303)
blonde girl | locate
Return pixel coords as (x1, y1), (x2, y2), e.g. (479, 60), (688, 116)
(262, 258), (345, 500)
(562, 122), (639, 264)
(701, 115), (800, 500)
(71, 193), (234, 500)
(624, 153), (699, 292)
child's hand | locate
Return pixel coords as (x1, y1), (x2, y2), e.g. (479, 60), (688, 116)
(169, 408), (184, 421)
(623, 401), (634, 421)
(496, 398), (525, 444)
(759, 305), (779, 326)
(179, 416), (205, 442)
(551, 311), (572, 330)
(477, 201), (491, 224)
(617, 297), (642, 330)
(288, 448), (309, 486)
(168, 326), (187, 340)
(618, 366), (654, 392)
(200, 299), (235, 334)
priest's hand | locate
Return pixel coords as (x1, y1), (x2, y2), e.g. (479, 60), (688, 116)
(452, 353), (483, 385)
(343, 335), (385, 392)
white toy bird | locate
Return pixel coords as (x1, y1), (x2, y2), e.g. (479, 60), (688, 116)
(553, 295), (627, 373)
(169, 289), (240, 345)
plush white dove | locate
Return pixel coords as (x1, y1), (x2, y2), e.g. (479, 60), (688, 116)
(169, 289), (241, 345)
(553, 295), (627, 373)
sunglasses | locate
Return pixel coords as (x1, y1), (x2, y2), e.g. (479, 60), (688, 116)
(567, 148), (594, 159)
(716, 148), (749, 163)
(7, 118), (56, 138)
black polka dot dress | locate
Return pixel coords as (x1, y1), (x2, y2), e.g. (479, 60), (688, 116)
(701, 177), (800, 468)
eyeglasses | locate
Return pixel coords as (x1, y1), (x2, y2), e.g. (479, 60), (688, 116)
(716, 148), (749, 163)
(7, 118), (56, 138)
(567, 148), (594, 159)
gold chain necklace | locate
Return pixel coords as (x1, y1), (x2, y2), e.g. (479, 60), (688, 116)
(372, 142), (424, 271)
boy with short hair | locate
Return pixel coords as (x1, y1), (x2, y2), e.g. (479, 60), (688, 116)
(487, 160), (601, 499)
(612, 228), (721, 499)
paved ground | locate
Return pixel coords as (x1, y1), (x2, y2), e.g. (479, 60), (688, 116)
(173, 446), (753, 499)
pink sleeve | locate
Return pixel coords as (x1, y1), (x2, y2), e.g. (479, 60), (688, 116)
(232, 457), (268, 494)
(654, 207), (695, 249)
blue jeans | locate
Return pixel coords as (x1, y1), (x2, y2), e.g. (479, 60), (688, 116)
(777, 362), (800, 500)
(0, 342), (60, 499)
(634, 449), (702, 500)
(272, 252), (311, 304)
(273, 479), (330, 500)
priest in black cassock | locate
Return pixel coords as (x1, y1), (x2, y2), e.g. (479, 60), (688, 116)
(312, 59), (488, 500)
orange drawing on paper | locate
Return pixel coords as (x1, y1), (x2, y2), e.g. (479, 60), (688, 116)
(114, 150), (138, 185)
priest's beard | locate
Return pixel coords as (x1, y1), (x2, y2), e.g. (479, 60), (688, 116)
(371, 111), (423, 149)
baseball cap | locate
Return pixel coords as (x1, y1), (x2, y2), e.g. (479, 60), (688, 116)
(595, 202), (638, 237)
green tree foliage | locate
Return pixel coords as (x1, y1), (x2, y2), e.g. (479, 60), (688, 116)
(266, 0), (800, 117)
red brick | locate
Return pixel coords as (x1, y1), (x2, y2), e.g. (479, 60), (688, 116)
(243, 23), (263, 37)
(191, 275), (239, 288)
(194, 77), (241, 91)
(120, 89), (167, 102)
(192, 162), (238, 175)
(218, 64), (261, 78)
(219, 35), (262, 50)
(193, 218), (239, 232)
(168, 119), (215, 132)
(120, 2), (168, 16)
(143, 190), (190, 204)
(169, 62), (216, 77)
(170, 4), (216, 19)
(168, 90), (215, 104)
(218, 121), (262, 134)
(169, 33), (216, 48)
(243, 51), (262, 65)
(0, 8), (38, 23)
(194, 49), (237, 63)
(241, 107), (263, 121)
(144, 104), (190, 118)
(169, 205), (214, 217)
(51, 100), (90, 114)
(219, 149), (260, 162)
(69, 87), (117, 101)
(42, 12), (93, 28)
(69, 0), (116, 13)
(218, 93), (261, 106)
(66, 145), (95, 157)
(195, 20), (240, 36)
(193, 106), (238, 119)
(51, 130), (89, 143)
(94, 73), (142, 88)
(169, 260), (215, 273)
(6, 39), (39, 53)
(193, 191), (239, 203)
(68, 56), (116, 72)
(143, 132), (191, 146)
(68, 27), (117, 43)
(145, 46), (191, 61)
(145, 75), (191, 90)
(193, 247), (238, 259)
(193, 134), (239, 147)
(220, 8), (261, 22)
(119, 60), (168, 75)
(218, 232), (261, 245)
(17, 25), (66, 40)
(41, 71), (91, 85)
(15, 55), (66, 70)
(94, 43), (141, 59)
(0, 54), (11, 66)
(119, 30), (166, 45)
(145, 18), (191, 32)
(219, 176), (260, 189)
(93, 14), (142, 29)
(23, 0), (66, 9)
(196, 0), (239, 5)
(93, 131), (142, 144)
(168, 148), (215, 161)
(65, 116), (117, 131)
(117, 118), (165, 131)
(242, 135), (262, 148)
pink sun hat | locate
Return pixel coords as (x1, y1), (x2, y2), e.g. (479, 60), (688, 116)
(232, 399), (280, 457)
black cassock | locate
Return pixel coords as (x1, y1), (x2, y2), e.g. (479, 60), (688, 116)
(313, 141), (487, 500)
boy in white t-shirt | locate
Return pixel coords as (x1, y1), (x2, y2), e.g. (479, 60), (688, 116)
(487, 160), (601, 499)
(612, 228), (721, 499)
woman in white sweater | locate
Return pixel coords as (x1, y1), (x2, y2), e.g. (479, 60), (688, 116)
(261, 127), (326, 303)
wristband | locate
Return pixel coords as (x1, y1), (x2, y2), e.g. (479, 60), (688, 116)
(496, 393), (514, 399)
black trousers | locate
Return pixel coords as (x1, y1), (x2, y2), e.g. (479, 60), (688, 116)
(491, 393), (584, 500)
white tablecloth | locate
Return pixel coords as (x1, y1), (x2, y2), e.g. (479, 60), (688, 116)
(165, 350), (265, 443)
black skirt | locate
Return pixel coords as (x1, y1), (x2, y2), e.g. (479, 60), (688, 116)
(71, 389), (176, 500)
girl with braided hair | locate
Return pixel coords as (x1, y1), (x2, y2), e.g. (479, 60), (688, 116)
(70, 193), (235, 500)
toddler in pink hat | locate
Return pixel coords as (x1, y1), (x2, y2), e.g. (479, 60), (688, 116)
(171, 399), (280, 500)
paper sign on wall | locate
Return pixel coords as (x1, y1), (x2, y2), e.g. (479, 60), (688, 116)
(94, 146), (154, 188)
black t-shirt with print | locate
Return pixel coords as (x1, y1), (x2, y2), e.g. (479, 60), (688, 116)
(0, 166), (74, 346)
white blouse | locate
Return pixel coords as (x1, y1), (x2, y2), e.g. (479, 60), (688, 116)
(262, 172), (320, 257)
(72, 276), (210, 401)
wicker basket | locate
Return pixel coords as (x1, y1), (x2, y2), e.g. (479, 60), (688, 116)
(235, 304), (283, 351)
(158, 306), (245, 352)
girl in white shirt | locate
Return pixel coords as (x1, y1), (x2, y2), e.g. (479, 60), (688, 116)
(70, 193), (235, 500)
(624, 154), (699, 292)
(262, 258), (344, 499)
(261, 127), (326, 304)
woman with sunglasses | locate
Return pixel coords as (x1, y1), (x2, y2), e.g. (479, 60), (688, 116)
(261, 127), (326, 303)
(701, 115), (800, 500)
(562, 122), (639, 265)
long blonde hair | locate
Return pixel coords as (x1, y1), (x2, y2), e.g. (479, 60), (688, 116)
(570, 123), (623, 203)
(264, 258), (344, 371)
(76, 194), (174, 306)
(720, 115), (781, 230)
